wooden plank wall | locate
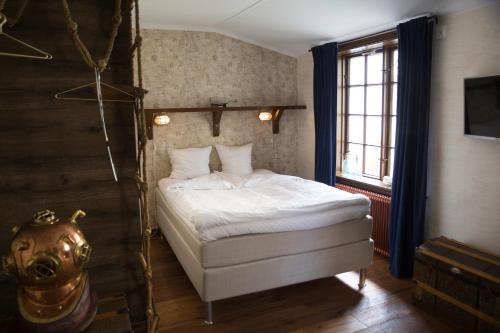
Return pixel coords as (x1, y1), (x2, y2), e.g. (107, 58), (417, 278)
(0, 0), (144, 325)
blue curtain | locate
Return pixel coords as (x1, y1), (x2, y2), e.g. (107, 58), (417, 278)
(312, 42), (338, 186)
(389, 17), (434, 278)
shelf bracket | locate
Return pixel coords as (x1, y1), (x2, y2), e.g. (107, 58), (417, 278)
(272, 108), (284, 134)
(146, 111), (154, 140)
(212, 110), (223, 137)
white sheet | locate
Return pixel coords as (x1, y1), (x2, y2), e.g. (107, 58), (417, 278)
(158, 171), (371, 241)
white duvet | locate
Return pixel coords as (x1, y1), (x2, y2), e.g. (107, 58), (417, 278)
(158, 170), (371, 241)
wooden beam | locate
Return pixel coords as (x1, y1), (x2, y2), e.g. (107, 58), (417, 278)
(146, 105), (305, 113)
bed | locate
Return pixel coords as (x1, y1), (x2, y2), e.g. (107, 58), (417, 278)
(155, 170), (374, 324)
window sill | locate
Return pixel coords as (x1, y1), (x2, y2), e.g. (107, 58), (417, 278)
(336, 172), (392, 196)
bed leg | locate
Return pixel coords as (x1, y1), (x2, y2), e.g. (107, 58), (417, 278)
(203, 301), (214, 325)
(358, 268), (367, 289)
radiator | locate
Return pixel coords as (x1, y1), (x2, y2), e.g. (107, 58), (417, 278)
(336, 184), (391, 257)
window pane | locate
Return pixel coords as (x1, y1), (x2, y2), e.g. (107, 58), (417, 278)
(366, 85), (383, 115)
(348, 87), (364, 114)
(390, 116), (397, 147)
(365, 116), (382, 146)
(367, 53), (383, 84)
(391, 83), (398, 115)
(347, 143), (363, 175)
(349, 56), (365, 85)
(365, 146), (381, 177)
(392, 50), (398, 82)
(389, 148), (395, 176)
(347, 115), (364, 144)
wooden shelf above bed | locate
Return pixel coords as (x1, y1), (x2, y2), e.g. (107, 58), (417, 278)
(144, 105), (306, 139)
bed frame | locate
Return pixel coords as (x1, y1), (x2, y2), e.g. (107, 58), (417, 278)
(156, 190), (374, 324)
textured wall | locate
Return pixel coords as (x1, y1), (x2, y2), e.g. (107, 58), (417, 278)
(140, 30), (298, 225)
(426, 4), (500, 254)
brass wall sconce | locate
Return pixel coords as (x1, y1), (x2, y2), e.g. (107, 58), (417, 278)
(258, 111), (273, 121)
(153, 113), (171, 126)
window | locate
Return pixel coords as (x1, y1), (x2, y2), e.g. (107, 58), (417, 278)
(342, 45), (398, 181)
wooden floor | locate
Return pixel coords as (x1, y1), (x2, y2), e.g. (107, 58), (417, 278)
(151, 237), (457, 333)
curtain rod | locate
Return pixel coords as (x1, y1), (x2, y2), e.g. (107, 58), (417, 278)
(308, 14), (436, 52)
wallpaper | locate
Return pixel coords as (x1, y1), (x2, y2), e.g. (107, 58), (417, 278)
(139, 30), (298, 225)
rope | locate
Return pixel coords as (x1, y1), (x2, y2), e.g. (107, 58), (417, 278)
(133, 0), (159, 331)
(0, 0), (28, 28)
(61, 0), (122, 72)
(60, 0), (124, 181)
(60, 0), (158, 328)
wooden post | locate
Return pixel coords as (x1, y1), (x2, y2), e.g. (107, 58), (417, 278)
(212, 110), (223, 137)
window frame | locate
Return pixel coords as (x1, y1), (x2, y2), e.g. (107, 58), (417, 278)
(340, 41), (398, 181)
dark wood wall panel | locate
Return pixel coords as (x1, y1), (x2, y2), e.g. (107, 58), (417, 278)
(0, 0), (144, 325)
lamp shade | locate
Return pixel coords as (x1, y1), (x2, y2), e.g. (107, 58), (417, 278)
(153, 113), (170, 126)
(258, 111), (273, 121)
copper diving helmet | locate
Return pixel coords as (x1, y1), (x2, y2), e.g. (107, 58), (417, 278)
(2, 209), (97, 332)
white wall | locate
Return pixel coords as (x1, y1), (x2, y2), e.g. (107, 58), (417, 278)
(426, 4), (500, 254)
(296, 54), (315, 180)
(296, 3), (500, 255)
(296, 53), (343, 180)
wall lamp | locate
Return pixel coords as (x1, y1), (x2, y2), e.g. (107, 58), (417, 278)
(153, 113), (171, 126)
(258, 111), (273, 121)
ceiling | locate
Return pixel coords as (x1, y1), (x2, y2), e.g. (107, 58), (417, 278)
(140, 0), (498, 56)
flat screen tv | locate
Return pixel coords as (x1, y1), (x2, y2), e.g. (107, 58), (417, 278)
(464, 75), (500, 141)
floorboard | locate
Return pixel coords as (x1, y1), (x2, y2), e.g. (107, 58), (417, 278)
(151, 237), (457, 333)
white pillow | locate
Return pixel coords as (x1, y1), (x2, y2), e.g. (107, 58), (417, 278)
(215, 143), (253, 176)
(169, 146), (211, 179)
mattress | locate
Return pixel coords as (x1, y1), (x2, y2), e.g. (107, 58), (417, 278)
(160, 203), (374, 301)
(158, 171), (371, 241)
(156, 187), (373, 268)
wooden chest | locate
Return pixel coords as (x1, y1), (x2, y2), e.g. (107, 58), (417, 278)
(413, 236), (500, 333)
